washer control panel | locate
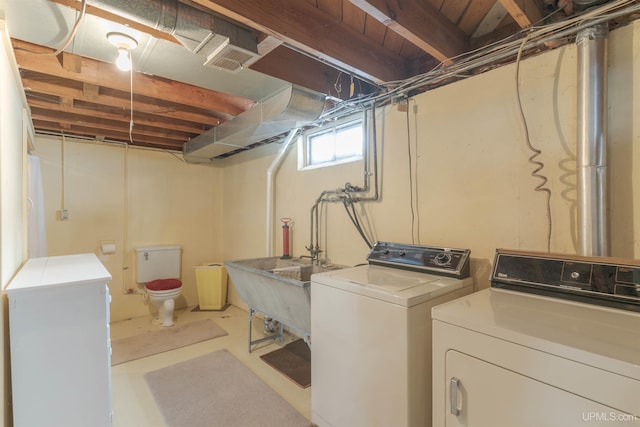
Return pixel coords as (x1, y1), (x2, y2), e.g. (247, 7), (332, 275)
(367, 242), (471, 278)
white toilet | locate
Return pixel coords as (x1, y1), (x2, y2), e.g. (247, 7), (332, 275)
(136, 245), (182, 327)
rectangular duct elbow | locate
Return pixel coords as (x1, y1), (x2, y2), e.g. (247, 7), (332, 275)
(183, 84), (327, 162)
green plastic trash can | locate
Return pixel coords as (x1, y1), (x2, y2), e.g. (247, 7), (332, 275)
(194, 263), (228, 310)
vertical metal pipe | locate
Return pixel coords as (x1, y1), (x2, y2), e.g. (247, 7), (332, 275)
(576, 24), (609, 257)
(265, 129), (299, 256)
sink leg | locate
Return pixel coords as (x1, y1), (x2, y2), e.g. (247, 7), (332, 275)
(247, 307), (286, 353)
(248, 308), (256, 353)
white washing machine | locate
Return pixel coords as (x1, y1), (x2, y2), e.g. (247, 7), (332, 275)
(432, 249), (640, 426)
(311, 242), (474, 427)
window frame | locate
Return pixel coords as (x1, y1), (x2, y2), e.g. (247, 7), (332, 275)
(298, 113), (365, 170)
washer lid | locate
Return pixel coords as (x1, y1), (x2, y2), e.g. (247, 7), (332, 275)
(311, 265), (472, 306)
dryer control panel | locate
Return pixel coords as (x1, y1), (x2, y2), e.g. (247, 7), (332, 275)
(367, 242), (471, 278)
(491, 249), (640, 312)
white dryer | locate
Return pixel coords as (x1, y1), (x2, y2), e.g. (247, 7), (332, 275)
(432, 249), (640, 426)
(311, 242), (474, 427)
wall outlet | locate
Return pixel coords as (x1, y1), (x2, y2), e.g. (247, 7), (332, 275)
(57, 209), (69, 221)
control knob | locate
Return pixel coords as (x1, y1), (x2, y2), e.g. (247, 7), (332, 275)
(434, 252), (452, 266)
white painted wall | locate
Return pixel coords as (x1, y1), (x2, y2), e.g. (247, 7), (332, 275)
(0, 25), (25, 290)
(222, 21), (640, 302)
(35, 136), (224, 322)
(0, 19), (29, 427)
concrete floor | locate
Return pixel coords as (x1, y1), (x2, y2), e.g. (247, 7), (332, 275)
(110, 304), (311, 427)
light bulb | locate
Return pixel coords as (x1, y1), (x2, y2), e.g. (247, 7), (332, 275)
(115, 48), (131, 72)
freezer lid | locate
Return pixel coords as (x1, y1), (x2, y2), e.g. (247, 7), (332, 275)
(311, 265), (471, 306)
(7, 253), (112, 293)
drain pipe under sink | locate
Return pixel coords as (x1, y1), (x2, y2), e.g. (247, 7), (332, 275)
(265, 129), (300, 256)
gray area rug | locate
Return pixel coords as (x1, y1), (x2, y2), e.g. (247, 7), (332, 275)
(111, 319), (228, 365)
(144, 349), (310, 427)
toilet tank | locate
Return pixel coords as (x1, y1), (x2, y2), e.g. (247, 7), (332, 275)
(135, 245), (182, 283)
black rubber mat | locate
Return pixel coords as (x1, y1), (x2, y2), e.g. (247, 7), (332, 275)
(260, 339), (311, 388)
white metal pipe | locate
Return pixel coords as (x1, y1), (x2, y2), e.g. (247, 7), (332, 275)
(576, 24), (609, 257)
(265, 129), (299, 256)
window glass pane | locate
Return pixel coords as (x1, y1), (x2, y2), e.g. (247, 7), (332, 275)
(300, 114), (364, 169)
(335, 123), (362, 159)
(309, 131), (335, 164)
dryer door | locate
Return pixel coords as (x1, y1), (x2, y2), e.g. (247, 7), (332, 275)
(445, 350), (637, 426)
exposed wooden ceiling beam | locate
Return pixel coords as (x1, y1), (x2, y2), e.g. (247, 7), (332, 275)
(12, 39), (253, 117)
(82, 82), (100, 99)
(499, 0), (543, 28)
(21, 75), (222, 126)
(34, 119), (184, 149)
(30, 107), (192, 142)
(472, 1), (510, 38)
(191, 0), (410, 84)
(348, 0), (469, 64)
(250, 46), (377, 100)
(31, 108), (190, 145)
(27, 97), (208, 135)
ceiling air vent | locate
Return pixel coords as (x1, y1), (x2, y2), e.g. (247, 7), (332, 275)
(204, 44), (260, 73)
(202, 17), (260, 73)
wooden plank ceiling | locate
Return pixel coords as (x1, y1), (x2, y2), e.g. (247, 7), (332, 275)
(8, 0), (595, 154)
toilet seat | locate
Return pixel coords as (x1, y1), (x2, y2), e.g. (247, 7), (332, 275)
(146, 278), (182, 291)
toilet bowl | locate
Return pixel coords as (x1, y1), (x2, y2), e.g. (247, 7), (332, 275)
(146, 278), (182, 327)
(136, 245), (183, 327)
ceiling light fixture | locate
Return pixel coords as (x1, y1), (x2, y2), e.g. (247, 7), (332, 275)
(107, 32), (138, 72)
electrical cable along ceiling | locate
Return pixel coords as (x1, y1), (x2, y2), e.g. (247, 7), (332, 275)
(2, 0), (637, 156)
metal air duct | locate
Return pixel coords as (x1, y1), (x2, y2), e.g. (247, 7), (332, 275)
(88, 0), (260, 71)
(88, 1), (326, 159)
(576, 23), (609, 256)
(573, 0), (611, 10)
(183, 84), (326, 162)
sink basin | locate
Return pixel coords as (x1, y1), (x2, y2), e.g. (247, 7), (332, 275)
(270, 262), (342, 282)
(224, 256), (346, 348)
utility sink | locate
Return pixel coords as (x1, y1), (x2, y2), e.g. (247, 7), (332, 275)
(224, 256), (346, 350)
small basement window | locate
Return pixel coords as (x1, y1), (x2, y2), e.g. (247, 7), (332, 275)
(299, 114), (364, 170)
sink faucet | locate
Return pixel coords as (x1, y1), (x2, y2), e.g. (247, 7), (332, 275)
(303, 245), (322, 264)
